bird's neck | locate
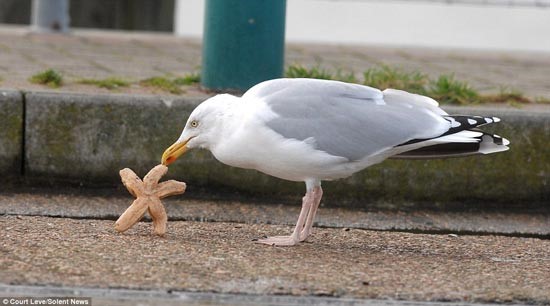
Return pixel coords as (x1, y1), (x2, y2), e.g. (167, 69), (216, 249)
(208, 95), (243, 147)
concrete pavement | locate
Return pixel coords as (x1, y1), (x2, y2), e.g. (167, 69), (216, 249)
(1, 188), (549, 237)
(1, 215), (549, 305)
(1, 189), (549, 305)
(0, 25), (549, 98)
(2, 176), (549, 306)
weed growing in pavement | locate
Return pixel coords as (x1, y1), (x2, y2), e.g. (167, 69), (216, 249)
(535, 97), (550, 104)
(285, 64), (540, 105)
(78, 77), (131, 90)
(174, 72), (201, 86)
(427, 74), (479, 105)
(140, 77), (183, 94)
(484, 87), (531, 105)
(363, 65), (428, 94)
(29, 69), (63, 88)
(286, 65), (335, 80)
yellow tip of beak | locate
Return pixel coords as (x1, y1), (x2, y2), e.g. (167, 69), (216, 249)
(161, 140), (189, 166)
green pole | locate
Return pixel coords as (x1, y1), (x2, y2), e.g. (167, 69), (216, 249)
(201, 0), (286, 92)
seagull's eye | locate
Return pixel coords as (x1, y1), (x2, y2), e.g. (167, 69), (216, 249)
(190, 120), (199, 128)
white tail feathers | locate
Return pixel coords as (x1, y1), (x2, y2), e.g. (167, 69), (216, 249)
(479, 134), (510, 154)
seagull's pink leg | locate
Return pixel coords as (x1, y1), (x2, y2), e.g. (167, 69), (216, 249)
(256, 190), (314, 246)
(298, 186), (323, 241)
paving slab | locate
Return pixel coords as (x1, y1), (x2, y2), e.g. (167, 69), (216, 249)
(0, 188), (548, 237)
(0, 25), (549, 98)
(2, 188), (547, 305)
(1, 215), (549, 305)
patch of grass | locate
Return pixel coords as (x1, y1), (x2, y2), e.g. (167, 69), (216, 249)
(78, 77), (130, 90)
(174, 72), (201, 86)
(483, 87), (530, 104)
(285, 64), (359, 83)
(285, 64), (429, 94)
(334, 70), (358, 83)
(29, 69), (63, 88)
(285, 65), (335, 80)
(363, 65), (428, 94)
(427, 75), (479, 105)
(535, 96), (550, 104)
(285, 64), (546, 105)
(140, 74), (200, 94)
(140, 76), (183, 94)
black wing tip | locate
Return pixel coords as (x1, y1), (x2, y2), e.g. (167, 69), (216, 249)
(394, 131), (510, 159)
(444, 115), (501, 129)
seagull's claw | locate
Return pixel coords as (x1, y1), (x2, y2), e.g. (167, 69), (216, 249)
(255, 235), (299, 246)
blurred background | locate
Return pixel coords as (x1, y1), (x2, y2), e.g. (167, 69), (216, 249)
(0, 0), (174, 31)
(1, 0), (549, 52)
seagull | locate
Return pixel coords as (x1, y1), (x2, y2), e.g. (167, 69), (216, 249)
(161, 78), (509, 246)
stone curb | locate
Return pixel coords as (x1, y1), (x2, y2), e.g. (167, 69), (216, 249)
(1, 90), (549, 210)
(0, 89), (23, 181)
(0, 284), (523, 306)
(23, 90), (204, 183)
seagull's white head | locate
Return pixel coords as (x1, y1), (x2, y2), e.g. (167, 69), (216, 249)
(161, 94), (237, 166)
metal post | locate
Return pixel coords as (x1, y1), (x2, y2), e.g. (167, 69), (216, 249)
(201, 0), (286, 92)
(31, 0), (70, 33)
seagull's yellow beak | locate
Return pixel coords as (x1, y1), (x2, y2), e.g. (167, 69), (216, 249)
(161, 138), (191, 166)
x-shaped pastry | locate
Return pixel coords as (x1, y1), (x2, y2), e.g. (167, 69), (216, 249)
(115, 164), (186, 236)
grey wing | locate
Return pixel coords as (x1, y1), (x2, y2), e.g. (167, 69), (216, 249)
(247, 79), (450, 161)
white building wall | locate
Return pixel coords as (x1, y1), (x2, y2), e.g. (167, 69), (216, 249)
(174, 0), (550, 53)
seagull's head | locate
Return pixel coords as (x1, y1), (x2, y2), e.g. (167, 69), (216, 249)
(161, 94), (236, 166)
